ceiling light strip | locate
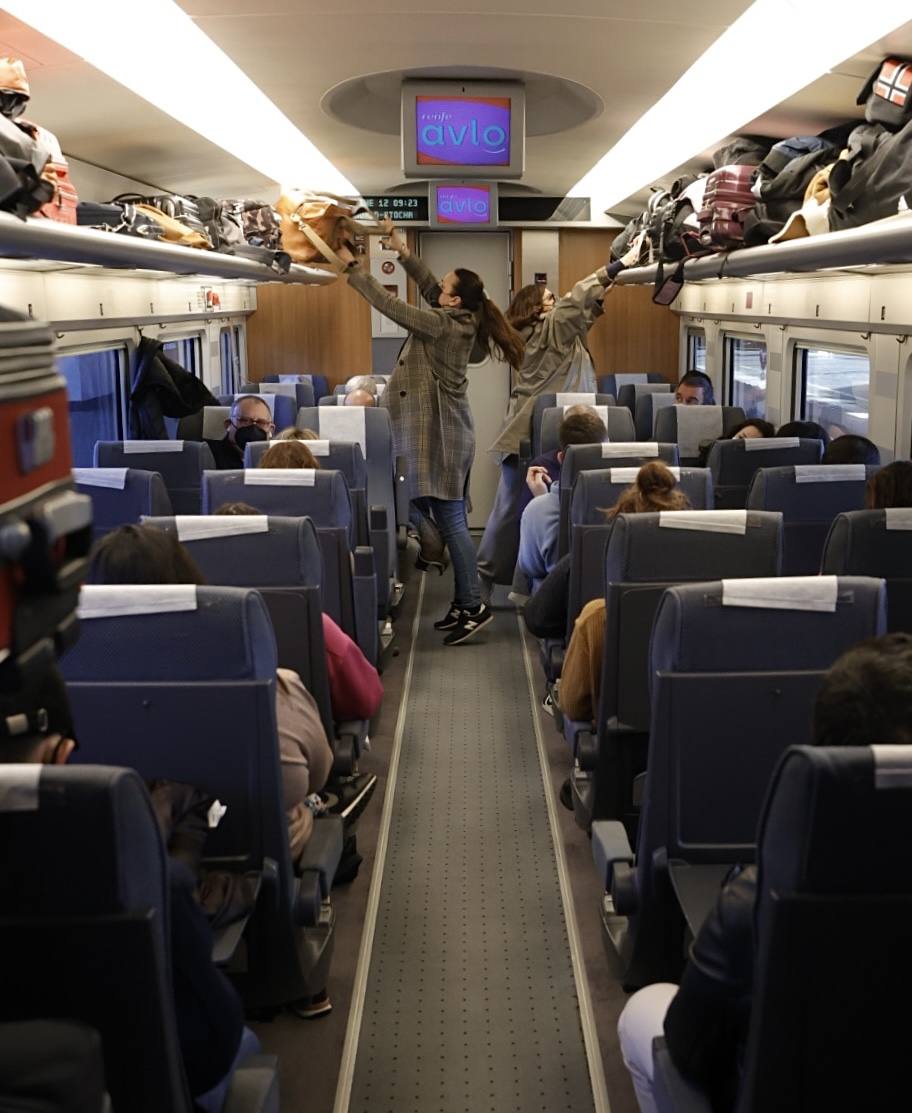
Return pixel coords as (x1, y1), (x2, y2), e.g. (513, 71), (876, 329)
(2, 0), (356, 194)
(571, 0), (910, 213)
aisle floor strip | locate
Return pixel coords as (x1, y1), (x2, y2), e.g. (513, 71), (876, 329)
(517, 615), (612, 1113)
(333, 574), (427, 1113)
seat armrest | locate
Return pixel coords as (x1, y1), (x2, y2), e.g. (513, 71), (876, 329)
(224, 1054), (280, 1113)
(297, 814), (344, 897)
(335, 719), (370, 767)
(591, 819), (634, 890)
(575, 728), (599, 770)
(210, 871), (264, 965)
(369, 504), (392, 612)
(652, 1039), (714, 1113)
(352, 545), (379, 664)
(394, 455), (409, 533)
(292, 873), (322, 927)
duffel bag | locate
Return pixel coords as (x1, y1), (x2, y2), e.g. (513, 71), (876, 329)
(224, 199), (283, 250)
(0, 112), (52, 218)
(712, 135), (773, 168)
(276, 190), (375, 271)
(857, 57), (912, 133)
(119, 201), (211, 248)
(21, 122), (77, 224)
(697, 164), (758, 250)
(768, 163), (835, 243)
(828, 120), (912, 232)
(111, 193), (211, 246)
(743, 137), (836, 245)
(191, 196), (244, 250)
(76, 200), (126, 230)
(611, 211), (649, 264)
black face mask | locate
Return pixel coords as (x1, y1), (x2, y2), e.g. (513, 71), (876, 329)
(234, 424), (269, 450)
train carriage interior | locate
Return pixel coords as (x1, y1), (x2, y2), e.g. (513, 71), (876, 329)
(2, 2), (912, 1111)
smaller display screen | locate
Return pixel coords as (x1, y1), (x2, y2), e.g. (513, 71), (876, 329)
(434, 184), (493, 225)
(363, 195), (429, 222)
(416, 96), (511, 167)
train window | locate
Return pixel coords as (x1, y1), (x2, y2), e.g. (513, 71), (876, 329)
(58, 347), (127, 467)
(687, 329), (706, 373)
(220, 326), (241, 394)
(161, 335), (203, 437)
(725, 335), (767, 418)
(795, 345), (870, 438)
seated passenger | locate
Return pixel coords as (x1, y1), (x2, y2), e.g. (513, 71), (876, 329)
(0, 669), (256, 1105)
(822, 434), (881, 465)
(729, 418), (775, 440)
(276, 425), (320, 441)
(210, 506), (384, 723)
(776, 419), (830, 447)
(259, 439), (319, 469)
(517, 409), (607, 589)
(617, 632), (912, 1113)
(86, 525), (334, 865)
(867, 460), (912, 508)
(205, 395), (275, 470)
(559, 463), (690, 722)
(344, 375), (378, 407)
(675, 370), (715, 405)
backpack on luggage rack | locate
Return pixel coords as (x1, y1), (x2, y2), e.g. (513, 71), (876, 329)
(827, 120), (912, 232)
(0, 112), (53, 218)
(743, 135), (836, 245)
(857, 57), (912, 133)
(223, 199), (283, 250)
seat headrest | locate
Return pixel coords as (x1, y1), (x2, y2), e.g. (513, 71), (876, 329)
(78, 585), (198, 619)
(570, 468), (714, 525)
(795, 464), (867, 484)
(316, 404), (367, 452)
(73, 467), (127, 489)
(748, 465), (878, 519)
(721, 574), (839, 612)
(256, 382), (295, 398)
(202, 469), (353, 533)
(120, 440), (185, 453)
(651, 576), (886, 673)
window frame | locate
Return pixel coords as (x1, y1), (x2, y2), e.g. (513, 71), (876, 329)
(160, 333), (204, 378)
(686, 328), (707, 373)
(723, 332), (768, 418)
(792, 340), (871, 437)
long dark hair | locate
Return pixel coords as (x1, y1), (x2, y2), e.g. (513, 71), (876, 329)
(506, 284), (546, 331)
(87, 524), (205, 585)
(454, 268), (525, 370)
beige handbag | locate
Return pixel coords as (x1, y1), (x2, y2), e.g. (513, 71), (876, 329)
(276, 190), (377, 272)
(132, 203), (212, 249)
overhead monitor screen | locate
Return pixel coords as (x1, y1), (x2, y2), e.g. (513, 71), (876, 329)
(416, 96), (511, 168)
(432, 183), (496, 226)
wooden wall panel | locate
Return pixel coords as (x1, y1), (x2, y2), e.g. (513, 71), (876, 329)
(245, 278), (372, 387)
(558, 230), (680, 382)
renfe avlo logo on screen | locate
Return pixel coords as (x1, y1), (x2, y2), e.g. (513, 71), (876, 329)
(416, 96), (510, 167)
(436, 185), (491, 224)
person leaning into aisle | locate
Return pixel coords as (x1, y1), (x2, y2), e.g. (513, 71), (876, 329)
(477, 233), (646, 591)
(339, 218), (525, 646)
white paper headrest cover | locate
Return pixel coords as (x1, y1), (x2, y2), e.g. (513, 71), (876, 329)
(612, 466), (681, 483)
(743, 437), (800, 452)
(258, 382), (295, 397)
(72, 468), (127, 490)
(0, 766), (41, 812)
(78, 585), (198, 619)
(557, 392), (597, 406)
(660, 510), (747, 534)
(245, 469), (316, 486)
(722, 575), (838, 612)
(612, 374), (642, 389)
(278, 374), (308, 383)
(175, 516), (268, 542)
(318, 405), (367, 452)
(871, 745), (912, 788)
(601, 442), (658, 458)
(122, 440), (184, 453)
(884, 509), (912, 531)
(795, 465), (866, 484)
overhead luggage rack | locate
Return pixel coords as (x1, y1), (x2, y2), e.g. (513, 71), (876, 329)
(616, 212), (912, 286)
(0, 209), (335, 285)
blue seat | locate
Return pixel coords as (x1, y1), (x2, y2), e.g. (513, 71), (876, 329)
(61, 586), (344, 1010)
(262, 373), (329, 402)
(570, 509), (782, 833)
(0, 764), (280, 1111)
(822, 508), (912, 632)
(747, 464), (879, 575)
(654, 405), (747, 465)
(654, 744), (912, 1113)
(202, 469), (378, 664)
(94, 441), (215, 514)
(593, 575), (886, 990)
(73, 467), (172, 539)
(616, 381), (672, 417)
(634, 392), (679, 441)
(297, 405), (404, 590)
(241, 380), (315, 411)
(218, 392), (297, 432)
(527, 393), (617, 458)
(707, 436), (824, 508)
(537, 404), (635, 457)
(598, 373), (666, 397)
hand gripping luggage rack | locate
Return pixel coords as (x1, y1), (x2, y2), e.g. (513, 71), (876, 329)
(0, 311), (92, 682)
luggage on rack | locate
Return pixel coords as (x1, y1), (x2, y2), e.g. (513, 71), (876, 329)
(697, 164), (758, 250)
(649, 175), (709, 262)
(744, 135), (836, 245)
(16, 120), (77, 224)
(828, 119), (912, 232)
(857, 57), (912, 133)
(712, 135), (773, 168)
(191, 195), (244, 250)
(276, 190), (373, 271)
(0, 112), (52, 217)
(224, 199), (283, 250)
(110, 193), (212, 247)
(220, 242), (292, 273)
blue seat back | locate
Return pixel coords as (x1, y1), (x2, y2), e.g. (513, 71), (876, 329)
(530, 393), (617, 457)
(822, 508), (912, 632)
(241, 379), (315, 411)
(616, 381), (672, 416)
(74, 467), (172, 539)
(654, 405), (747, 464)
(708, 437), (824, 508)
(0, 765), (189, 1113)
(143, 515), (333, 736)
(747, 464), (879, 575)
(244, 438), (367, 492)
(634, 392), (678, 440)
(218, 392), (296, 431)
(262, 373), (330, 401)
(597, 373), (666, 396)
(538, 404), (634, 457)
(94, 441), (214, 514)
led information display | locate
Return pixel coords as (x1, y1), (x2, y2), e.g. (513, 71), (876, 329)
(363, 196), (429, 222)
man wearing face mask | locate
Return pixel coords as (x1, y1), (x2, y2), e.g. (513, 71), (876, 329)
(205, 395), (275, 469)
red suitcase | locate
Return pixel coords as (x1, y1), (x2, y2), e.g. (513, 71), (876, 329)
(698, 164), (758, 250)
(0, 310), (92, 681)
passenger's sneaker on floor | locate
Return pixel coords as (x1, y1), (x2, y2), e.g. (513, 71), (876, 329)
(542, 691), (554, 717)
(443, 603), (493, 646)
(289, 991), (333, 1020)
(433, 602), (462, 630)
(559, 776), (574, 811)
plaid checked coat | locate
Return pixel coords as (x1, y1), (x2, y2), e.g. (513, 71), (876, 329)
(348, 252), (478, 501)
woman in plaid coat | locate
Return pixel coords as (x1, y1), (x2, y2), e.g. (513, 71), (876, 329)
(342, 219), (524, 645)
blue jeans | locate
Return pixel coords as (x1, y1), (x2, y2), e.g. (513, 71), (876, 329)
(413, 497), (480, 610)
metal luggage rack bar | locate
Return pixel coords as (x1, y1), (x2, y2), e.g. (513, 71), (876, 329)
(0, 210), (336, 286)
(616, 212), (912, 286)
